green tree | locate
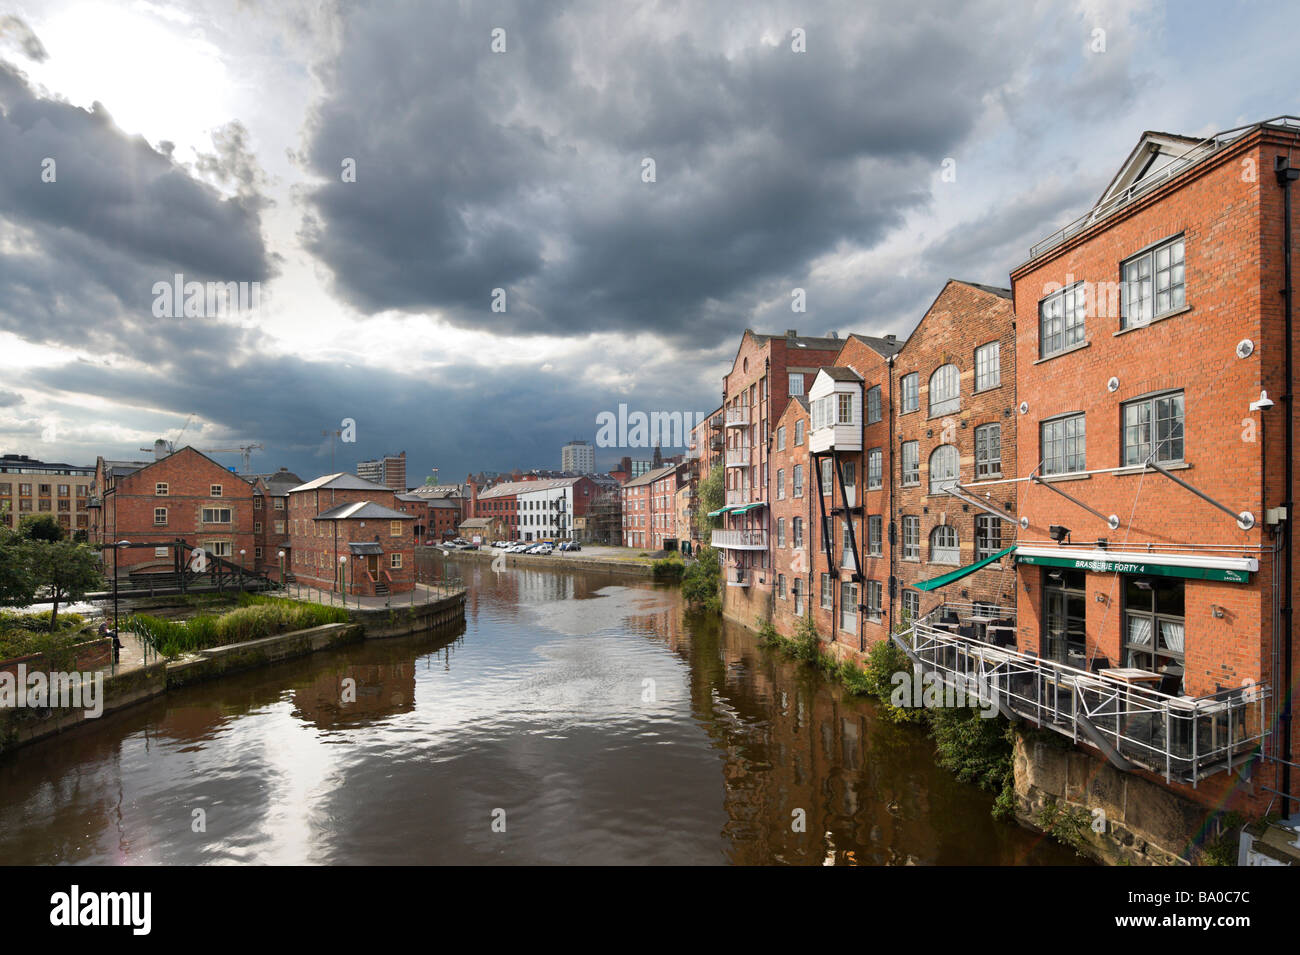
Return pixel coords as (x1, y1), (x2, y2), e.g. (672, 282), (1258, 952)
(681, 545), (722, 612)
(0, 507), (37, 609)
(19, 514), (65, 542)
(694, 466), (724, 542)
(27, 540), (102, 631)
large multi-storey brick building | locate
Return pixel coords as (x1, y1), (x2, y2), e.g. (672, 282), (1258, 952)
(247, 468), (302, 580)
(715, 330), (846, 624)
(621, 464), (677, 549)
(287, 472), (415, 595)
(0, 453), (94, 538)
(90, 446), (256, 576)
(892, 281), (1019, 622)
(1007, 117), (1300, 816)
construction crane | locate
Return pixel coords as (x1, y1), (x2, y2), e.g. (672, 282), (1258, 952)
(200, 443), (265, 474)
(141, 412), (199, 457)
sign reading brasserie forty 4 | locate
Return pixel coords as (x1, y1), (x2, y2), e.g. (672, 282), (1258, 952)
(1015, 553), (1251, 584)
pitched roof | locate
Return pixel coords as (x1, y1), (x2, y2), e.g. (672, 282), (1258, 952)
(314, 500), (413, 521)
(478, 476), (587, 499)
(817, 366), (864, 382)
(246, 469), (304, 495)
(955, 280), (1012, 300)
(289, 472), (392, 493)
(623, 464), (678, 488)
(459, 517), (495, 527)
(846, 333), (905, 358)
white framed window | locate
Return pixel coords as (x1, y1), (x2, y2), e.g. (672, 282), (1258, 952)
(840, 582), (857, 633)
(867, 515), (882, 556)
(788, 373), (804, 396)
(837, 392), (854, 425)
(976, 514), (1003, 560)
(793, 579), (804, 616)
(1042, 414), (1086, 475)
(929, 364), (960, 416)
(975, 341), (1000, 391)
(902, 590), (921, 623)
(866, 385), (881, 424)
(820, 459), (833, 496)
(975, 423), (1002, 479)
(390, 520), (403, 537)
(153, 507), (167, 525)
(155, 482), (169, 496)
(1039, 283), (1087, 358)
(777, 426), (786, 452)
(794, 420), (805, 445)
(901, 441), (919, 486)
(274, 498), (284, 510)
(390, 553), (403, 569)
(902, 516), (920, 560)
(274, 521), (285, 534)
(154, 546), (168, 558)
(792, 517), (803, 548)
(928, 445), (959, 494)
(210, 484), (223, 497)
(255, 498), (263, 510)
(865, 580), (882, 620)
(1122, 391), (1184, 466)
(777, 573), (787, 599)
(1122, 235), (1185, 329)
(793, 465), (804, 498)
(821, 573), (833, 609)
(930, 525), (959, 565)
(201, 507), (232, 524)
(254, 521), (262, 533)
(777, 517), (786, 547)
(867, 448), (882, 490)
(777, 468), (785, 500)
(206, 540), (232, 557)
(901, 373), (919, 413)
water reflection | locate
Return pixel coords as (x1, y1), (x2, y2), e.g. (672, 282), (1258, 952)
(0, 555), (1084, 865)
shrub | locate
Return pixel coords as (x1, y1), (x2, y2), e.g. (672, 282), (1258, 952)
(126, 597), (348, 658)
(681, 546), (722, 613)
(652, 554), (686, 579)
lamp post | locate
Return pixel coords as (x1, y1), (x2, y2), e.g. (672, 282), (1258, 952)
(278, 550), (286, 591)
(239, 548), (246, 592)
(338, 555), (347, 607)
(112, 540), (130, 662)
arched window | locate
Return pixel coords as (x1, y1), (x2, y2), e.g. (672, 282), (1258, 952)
(929, 364), (960, 416)
(929, 444), (959, 494)
(930, 525), (959, 565)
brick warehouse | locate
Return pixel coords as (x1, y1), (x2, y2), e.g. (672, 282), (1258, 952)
(90, 446), (255, 576)
(893, 281), (1019, 622)
(247, 468), (302, 580)
(287, 472), (415, 595)
(715, 330), (845, 627)
(1008, 117), (1300, 816)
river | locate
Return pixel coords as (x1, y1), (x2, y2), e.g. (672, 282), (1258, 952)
(0, 555), (1084, 865)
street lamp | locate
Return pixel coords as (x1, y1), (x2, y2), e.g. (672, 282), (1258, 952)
(239, 548), (246, 591)
(278, 550), (286, 590)
(338, 555), (347, 607)
(111, 540), (130, 661)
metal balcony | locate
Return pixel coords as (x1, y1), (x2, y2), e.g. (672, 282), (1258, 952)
(727, 567), (750, 587)
(725, 446), (751, 468)
(725, 487), (752, 506)
(893, 605), (1271, 785)
(712, 529), (768, 550)
(724, 406), (749, 428)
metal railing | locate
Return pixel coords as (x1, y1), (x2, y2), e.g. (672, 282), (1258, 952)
(724, 406), (749, 427)
(725, 487), (752, 506)
(725, 446), (751, 467)
(727, 567), (749, 587)
(712, 528), (768, 549)
(894, 606), (1270, 784)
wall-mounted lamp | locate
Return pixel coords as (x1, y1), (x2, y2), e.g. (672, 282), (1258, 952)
(1049, 524), (1071, 543)
(1250, 390), (1274, 412)
(1095, 592), (1109, 604)
(1095, 538), (1109, 550)
(1210, 604), (1226, 619)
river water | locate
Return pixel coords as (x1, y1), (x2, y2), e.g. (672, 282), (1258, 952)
(0, 556), (1083, 865)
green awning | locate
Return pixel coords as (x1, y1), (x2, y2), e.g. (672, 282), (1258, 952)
(707, 506), (731, 517)
(731, 501), (766, 514)
(913, 546), (1016, 592)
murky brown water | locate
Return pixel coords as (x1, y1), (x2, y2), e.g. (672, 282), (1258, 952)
(0, 555), (1084, 864)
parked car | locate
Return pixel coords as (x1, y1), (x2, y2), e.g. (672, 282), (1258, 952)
(533, 544), (554, 555)
(559, 541), (582, 552)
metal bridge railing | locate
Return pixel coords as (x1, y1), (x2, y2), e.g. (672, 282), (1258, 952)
(894, 611), (1270, 785)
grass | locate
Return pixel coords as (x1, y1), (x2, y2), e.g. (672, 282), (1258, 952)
(0, 611), (92, 664)
(125, 594), (349, 658)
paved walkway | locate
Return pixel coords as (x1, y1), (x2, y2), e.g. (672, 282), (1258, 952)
(279, 580), (466, 611)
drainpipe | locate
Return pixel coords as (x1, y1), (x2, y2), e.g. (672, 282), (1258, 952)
(1275, 153), (1296, 817)
(888, 354), (897, 635)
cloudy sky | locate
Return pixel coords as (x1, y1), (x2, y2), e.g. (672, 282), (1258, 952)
(0, 0), (1294, 483)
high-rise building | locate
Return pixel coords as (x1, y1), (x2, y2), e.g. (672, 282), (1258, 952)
(356, 451), (406, 491)
(561, 440), (595, 474)
(0, 453), (95, 537)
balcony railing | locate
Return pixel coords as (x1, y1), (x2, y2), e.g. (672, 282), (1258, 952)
(712, 529), (768, 550)
(893, 604), (1270, 785)
(724, 406), (749, 427)
(725, 487), (752, 506)
(726, 567), (750, 587)
(725, 446), (751, 467)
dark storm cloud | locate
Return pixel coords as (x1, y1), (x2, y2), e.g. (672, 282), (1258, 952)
(0, 62), (272, 347)
(0, 16), (47, 62)
(299, 0), (1060, 345)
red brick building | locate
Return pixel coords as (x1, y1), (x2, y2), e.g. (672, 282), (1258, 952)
(1010, 118), (1300, 813)
(716, 330), (845, 625)
(892, 281), (1019, 623)
(247, 468), (302, 580)
(287, 472), (416, 595)
(770, 397), (813, 636)
(621, 464), (677, 550)
(90, 447), (255, 577)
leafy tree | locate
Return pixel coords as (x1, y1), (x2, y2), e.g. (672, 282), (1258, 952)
(694, 466), (724, 542)
(681, 545), (722, 613)
(19, 514), (64, 542)
(27, 540), (102, 631)
(0, 510), (37, 609)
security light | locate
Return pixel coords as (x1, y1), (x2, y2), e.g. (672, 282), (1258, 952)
(1049, 524), (1071, 543)
(1250, 390), (1274, 411)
